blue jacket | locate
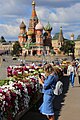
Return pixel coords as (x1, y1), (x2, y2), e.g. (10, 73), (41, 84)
(42, 74), (58, 95)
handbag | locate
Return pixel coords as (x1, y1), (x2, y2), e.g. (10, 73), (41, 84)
(53, 81), (63, 95)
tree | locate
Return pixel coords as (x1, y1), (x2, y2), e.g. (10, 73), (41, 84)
(60, 40), (75, 57)
(11, 41), (22, 56)
(77, 35), (80, 40)
(50, 49), (56, 55)
(0, 36), (6, 42)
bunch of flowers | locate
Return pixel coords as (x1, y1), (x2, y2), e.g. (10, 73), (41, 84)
(0, 76), (40, 120)
(0, 64), (44, 119)
(7, 64), (43, 77)
(0, 81), (30, 120)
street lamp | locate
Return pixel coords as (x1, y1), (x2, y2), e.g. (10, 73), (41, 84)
(72, 46), (75, 60)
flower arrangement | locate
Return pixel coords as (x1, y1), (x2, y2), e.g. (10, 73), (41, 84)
(0, 79), (29, 120)
(0, 63), (44, 120)
(7, 64), (44, 78)
(0, 75), (41, 120)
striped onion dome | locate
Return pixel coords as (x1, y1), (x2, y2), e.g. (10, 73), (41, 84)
(44, 22), (52, 31)
(35, 21), (43, 30)
(20, 21), (26, 28)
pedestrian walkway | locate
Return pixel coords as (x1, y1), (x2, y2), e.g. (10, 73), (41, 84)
(20, 75), (80, 120)
(58, 75), (80, 120)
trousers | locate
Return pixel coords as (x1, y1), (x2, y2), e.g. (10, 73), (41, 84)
(69, 72), (75, 86)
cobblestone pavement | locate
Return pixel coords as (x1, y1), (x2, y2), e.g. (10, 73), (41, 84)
(0, 55), (20, 80)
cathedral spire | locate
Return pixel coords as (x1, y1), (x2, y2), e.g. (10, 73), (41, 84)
(32, 0), (35, 6)
(58, 26), (64, 46)
(28, 0), (38, 42)
(31, 0), (37, 18)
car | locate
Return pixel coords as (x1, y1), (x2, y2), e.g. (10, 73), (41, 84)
(12, 57), (17, 60)
(3, 58), (6, 61)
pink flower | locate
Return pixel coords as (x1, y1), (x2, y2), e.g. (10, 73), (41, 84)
(0, 89), (3, 93)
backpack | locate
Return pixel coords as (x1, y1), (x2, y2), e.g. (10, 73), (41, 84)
(53, 81), (63, 95)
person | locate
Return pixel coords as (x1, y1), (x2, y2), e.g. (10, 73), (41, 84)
(38, 63), (58, 120)
(77, 64), (80, 85)
(67, 61), (76, 87)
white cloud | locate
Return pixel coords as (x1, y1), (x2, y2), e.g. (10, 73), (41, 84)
(36, 2), (80, 39)
(0, 24), (19, 40)
(0, 0), (80, 40)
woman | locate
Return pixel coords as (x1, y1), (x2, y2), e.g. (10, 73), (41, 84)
(67, 61), (76, 87)
(38, 64), (58, 120)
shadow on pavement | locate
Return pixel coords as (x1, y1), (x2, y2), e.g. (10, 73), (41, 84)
(20, 76), (70, 120)
(54, 75), (70, 120)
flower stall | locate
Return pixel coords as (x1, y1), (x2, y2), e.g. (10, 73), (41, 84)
(0, 64), (44, 120)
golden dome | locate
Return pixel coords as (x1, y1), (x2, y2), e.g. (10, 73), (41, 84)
(32, 0), (35, 5)
(71, 33), (74, 37)
(27, 30), (33, 35)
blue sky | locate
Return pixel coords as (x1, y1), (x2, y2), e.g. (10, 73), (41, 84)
(0, 0), (80, 41)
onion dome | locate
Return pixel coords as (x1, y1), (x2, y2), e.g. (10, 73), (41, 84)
(71, 33), (74, 37)
(60, 26), (62, 30)
(35, 21), (43, 30)
(27, 30), (33, 36)
(44, 22), (52, 31)
(20, 21), (26, 28)
(32, 0), (35, 5)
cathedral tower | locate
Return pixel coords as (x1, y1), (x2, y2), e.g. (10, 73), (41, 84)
(35, 21), (43, 55)
(58, 26), (64, 47)
(18, 21), (27, 47)
(70, 33), (74, 40)
(44, 22), (52, 47)
(28, 1), (38, 42)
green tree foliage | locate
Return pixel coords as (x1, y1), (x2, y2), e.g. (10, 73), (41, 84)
(0, 36), (6, 42)
(60, 40), (75, 55)
(24, 42), (36, 49)
(77, 35), (80, 40)
(11, 41), (22, 56)
(50, 49), (56, 55)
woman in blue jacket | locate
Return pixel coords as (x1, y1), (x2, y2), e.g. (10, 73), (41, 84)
(38, 64), (58, 120)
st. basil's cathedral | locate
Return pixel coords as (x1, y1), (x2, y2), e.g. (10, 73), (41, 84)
(18, 0), (64, 56)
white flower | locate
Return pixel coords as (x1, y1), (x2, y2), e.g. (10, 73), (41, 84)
(3, 101), (6, 105)
(9, 81), (14, 85)
(4, 88), (8, 93)
(24, 88), (28, 93)
(0, 93), (2, 96)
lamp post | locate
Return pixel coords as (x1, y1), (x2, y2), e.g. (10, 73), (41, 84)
(72, 46), (75, 60)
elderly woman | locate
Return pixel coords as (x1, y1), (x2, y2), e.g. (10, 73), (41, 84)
(38, 64), (58, 120)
